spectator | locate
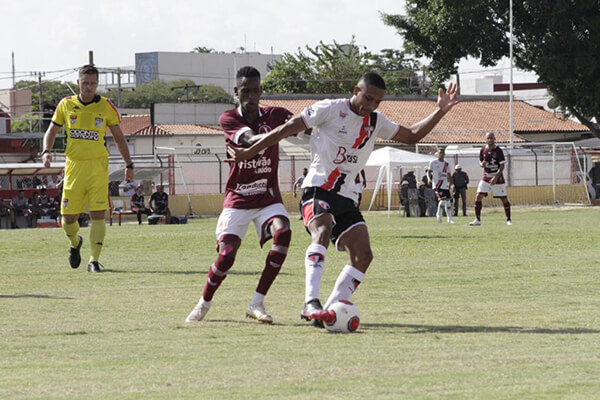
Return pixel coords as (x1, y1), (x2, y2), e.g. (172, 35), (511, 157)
(28, 191), (43, 223)
(417, 182), (428, 217)
(452, 164), (469, 216)
(294, 168), (308, 197)
(0, 199), (17, 229)
(42, 98), (57, 132)
(398, 180), (410, 216)
(402, 168), (418, 189)
(131, 186), (152, 225)
(421, 169), (431, 188)
(150, 185), (170, 218)
(11, 190), (32, 227)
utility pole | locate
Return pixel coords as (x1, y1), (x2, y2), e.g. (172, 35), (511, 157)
(117, 67), (122, 107)
(11, 51), (15, 89)
(31, 71), (45, 129)
(88, 50), (94, 65)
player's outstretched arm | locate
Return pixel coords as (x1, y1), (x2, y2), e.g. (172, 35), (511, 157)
(391, 82), (460, 145)
(227, 115), (307, 162)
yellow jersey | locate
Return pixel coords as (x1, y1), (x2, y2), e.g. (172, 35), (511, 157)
(52, 95), (120, 161)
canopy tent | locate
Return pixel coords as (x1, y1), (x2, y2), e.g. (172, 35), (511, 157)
(365, 147), (436, 216)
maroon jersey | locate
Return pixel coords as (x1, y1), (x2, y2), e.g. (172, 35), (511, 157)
(220, 106), (293, 209)
(480, 145), (506, 184)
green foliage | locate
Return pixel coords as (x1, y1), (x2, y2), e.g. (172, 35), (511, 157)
(191, 46), (215, 53)
(102, 79), (233, 108)
(14, 80), (76, 112)
(1, 208), (599, 398)
(262, 39), (423, 95)
(382, 0), (600, 136)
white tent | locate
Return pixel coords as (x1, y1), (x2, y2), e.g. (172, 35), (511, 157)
(366, 146), (436, 216)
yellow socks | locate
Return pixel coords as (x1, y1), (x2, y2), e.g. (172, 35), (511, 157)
(89, 219), (106, 262)
(62, 218), (80, 247)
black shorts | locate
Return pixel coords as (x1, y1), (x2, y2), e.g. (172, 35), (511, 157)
(435, 188), (452, 200)
(300, 187), (365, 248)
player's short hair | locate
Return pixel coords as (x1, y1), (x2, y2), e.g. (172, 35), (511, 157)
(236, 66), (261, 81)
(79, 64), (99, 79)
(359, 72), (386, 90)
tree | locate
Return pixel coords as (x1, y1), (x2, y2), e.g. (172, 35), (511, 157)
(102, 79), (233, 108)
(191, 46), (215, 54)
(262, 38), (423, 95)
(382, 0), (600, 137)
(15, 80), (76, 112)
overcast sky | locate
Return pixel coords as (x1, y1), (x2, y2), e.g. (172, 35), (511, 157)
(1, 0), (536, 93)
(0, 0), (412, 88)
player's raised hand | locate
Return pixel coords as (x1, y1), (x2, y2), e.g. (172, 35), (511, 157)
(438, 82), (460, 113)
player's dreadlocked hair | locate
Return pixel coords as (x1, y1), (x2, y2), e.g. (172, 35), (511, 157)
(236, 66), (261, 81)
(359, 72), (386, 90)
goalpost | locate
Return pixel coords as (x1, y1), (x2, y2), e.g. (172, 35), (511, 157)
(415, 142), (591, 206)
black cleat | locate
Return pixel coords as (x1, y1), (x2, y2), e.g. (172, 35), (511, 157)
(301, 299), (325, 328)
(69, 236), (83, 269)
(87, 261), (102, 273)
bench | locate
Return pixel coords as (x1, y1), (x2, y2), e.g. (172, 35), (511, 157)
(109, 199), (135, 226)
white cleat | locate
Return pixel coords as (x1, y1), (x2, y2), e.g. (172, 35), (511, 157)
(246, 303), (273, 324)
(506, 219), (513, 226)
(448, 219), (456, 224)
(469, 219), (481, 226)
(185, 299), (212, 322)
(436, 215), (442, 223)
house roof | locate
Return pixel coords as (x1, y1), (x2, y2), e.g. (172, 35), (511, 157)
(259, 97), (590, 144)
(115, 114), (221, 136)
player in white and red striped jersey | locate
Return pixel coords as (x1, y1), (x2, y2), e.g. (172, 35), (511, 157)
(185, 67), (293, 324)
(428, 147), (455, 223)
(227, 72), (460, 327)
(470, 132), (512, 226)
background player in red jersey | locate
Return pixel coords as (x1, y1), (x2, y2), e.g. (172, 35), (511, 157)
(470, 132), (512, 226)
(185, 67), (293, 324)
(227, 72), (460, 327)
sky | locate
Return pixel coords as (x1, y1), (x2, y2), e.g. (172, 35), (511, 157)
(1, 0), (410, 88)
(0, 0), (537, 95)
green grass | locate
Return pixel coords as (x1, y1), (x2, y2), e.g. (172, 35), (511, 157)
(1, 207), (599, 399)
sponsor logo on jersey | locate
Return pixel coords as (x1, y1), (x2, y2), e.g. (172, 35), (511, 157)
(234, 178), (268, 196)
(306, 106), (313, 116)
(69, 114), (78, 124)
(62, 198), (68, 209)
(238, 157), (272, 174)
(258, 123), (272, 134)
(95, 117), (104, 128)
(338, 125), (348, 134)
(70, 129), (99, 141)
(339, 110), (347, 118)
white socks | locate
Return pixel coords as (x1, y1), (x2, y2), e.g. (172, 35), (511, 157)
(304, 243), (327, 303)
(324, 265), (365, 310)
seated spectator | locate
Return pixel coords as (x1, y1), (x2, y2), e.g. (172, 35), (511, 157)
(150, 185), (171, 218)
(398, 180), (410, 217)
(28, 191), (44, 223)
(0, 199), (17, 229)
(38, 188), (59, 219)
(417, 182), (428, 217)
(11, 190), (33, 227)
(131, 186), (152, 225)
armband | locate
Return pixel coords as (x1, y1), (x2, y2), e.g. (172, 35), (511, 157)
(126, 162), (134, 169)
(41, 149), (50, 155)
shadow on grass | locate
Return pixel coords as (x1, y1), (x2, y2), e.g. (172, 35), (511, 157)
(362, 323), (600, 334)
(0, 294), (74, 300)
(101, 269), (290, 276)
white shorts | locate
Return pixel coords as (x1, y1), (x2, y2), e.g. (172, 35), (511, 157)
(215, 203), (289, 247)
(477, 180), (507, 198)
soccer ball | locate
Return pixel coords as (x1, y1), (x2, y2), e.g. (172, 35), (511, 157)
(324, 300), (360, 333)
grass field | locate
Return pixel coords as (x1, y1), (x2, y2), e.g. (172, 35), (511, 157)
(1, 207), (599, 399)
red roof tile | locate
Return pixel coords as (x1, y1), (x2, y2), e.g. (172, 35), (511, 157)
(260, 97), (589, 144)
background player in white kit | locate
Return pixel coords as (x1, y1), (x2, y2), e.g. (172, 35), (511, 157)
(427, 147), (455, 223)
(185, 67), (293, 324)
(228, 72), (460, 326)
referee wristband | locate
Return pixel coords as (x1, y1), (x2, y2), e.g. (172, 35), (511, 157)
(41, 149), (50, 155)
(126, 162), (134, 169)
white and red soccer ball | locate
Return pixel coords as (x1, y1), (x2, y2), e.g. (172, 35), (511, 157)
(324, 300), (360, 333)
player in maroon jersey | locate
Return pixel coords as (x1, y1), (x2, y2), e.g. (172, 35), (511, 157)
(185, 67), (293, 324)
(470, 132), (512, 226)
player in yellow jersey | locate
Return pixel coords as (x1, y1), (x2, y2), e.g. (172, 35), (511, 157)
(42, 65), (134, 272)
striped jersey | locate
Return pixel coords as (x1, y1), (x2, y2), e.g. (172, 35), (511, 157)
(429, 159), (452, 190)
(300, 98), (398, 202)
(52, 94), (120, 161)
